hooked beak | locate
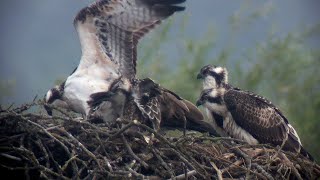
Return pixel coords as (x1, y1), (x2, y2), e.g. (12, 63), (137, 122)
(44, 104), (53, 116)
(154, 85), (162, 95)
(197, 73), (203, 79)
(43, 93), (52, 116)
(196, 99), (204, 107)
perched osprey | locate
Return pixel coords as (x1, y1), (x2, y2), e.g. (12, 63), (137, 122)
(196, 65), (313, 160)
(45, 0), (186, 119)
(91, 77), (219, 135)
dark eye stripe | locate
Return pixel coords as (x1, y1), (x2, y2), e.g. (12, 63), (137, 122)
(208, 71), (224, 85)
(207, 96), (223, 104)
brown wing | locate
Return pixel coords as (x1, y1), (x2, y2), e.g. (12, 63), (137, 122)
(224, 89), (302, 152)
(161, 89), (189, 112)
(160, 89), (219, 136)
(74, 0), (185, 79)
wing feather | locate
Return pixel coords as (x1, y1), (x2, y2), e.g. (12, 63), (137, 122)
(162, 90), (189, 112)
(74, 0), (185, 79)
(224, 89), (300, 148)
(159, 88), (219, 136)
(135, 96), (161, 131)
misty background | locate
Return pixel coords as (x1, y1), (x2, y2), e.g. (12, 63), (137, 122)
(0, 0), (319, 160)
(0, 0), (319, 104)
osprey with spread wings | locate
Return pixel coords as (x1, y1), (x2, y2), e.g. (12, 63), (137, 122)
(45, 0), (186, 117)
(44, 0), (218, 135)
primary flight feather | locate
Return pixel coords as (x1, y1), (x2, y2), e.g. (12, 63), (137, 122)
(45, 0), (186, 119)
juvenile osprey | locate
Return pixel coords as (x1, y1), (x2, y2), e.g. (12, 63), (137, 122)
(91, 77), (219, 135)
(45, 0), (186, 119)
(196, 65), (313, 160)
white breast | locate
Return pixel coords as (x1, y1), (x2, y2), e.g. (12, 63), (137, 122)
(64, 65), (119, 115)
(203, 76), (217, 90)
(205, 101), (228, 116)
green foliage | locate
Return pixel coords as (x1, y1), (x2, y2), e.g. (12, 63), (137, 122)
(0, 79), (16, 102)
(241, 32), (320, 161)
(137, 14), (320, 161)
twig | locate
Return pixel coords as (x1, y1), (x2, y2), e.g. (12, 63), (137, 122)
(212, 154), (268, 179)
(42, 141), (64, 176)
(151, 148), (172, 172)
(252, 163), (274, 180)
(121, 134), (149, 168)
(9, 110), (72, 157)
(0, 153), (22, 161)
(231, 147), (252, 180)
(1, 103), (319, 179)
(55, 128), (104, 171)
(177, 146), (208, 176)
(278, 152), (303, 180)
(210, 161), (223, 180)
(195, 136), (247, 144)
(132, 121), (203, 177)
(39, 165), (71, 180)
(170, 170), (197, 180)
(107, 121), (136, 140)
(126, 166), (145, 179)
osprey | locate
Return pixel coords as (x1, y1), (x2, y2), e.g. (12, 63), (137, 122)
(91, 77), (219, 135)
(45, 0), (186, 119)
(196, 65), (313, 160)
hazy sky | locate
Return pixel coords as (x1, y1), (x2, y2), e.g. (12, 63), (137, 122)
(0, 0), (319, 104)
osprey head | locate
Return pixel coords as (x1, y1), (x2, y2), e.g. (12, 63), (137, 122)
(109, 77), (131, 94)
(132, 78), (161, 100)
(44, 84), (64, 115)
(45, 86), (61, 104)
(197, 65), (228, 89)
(196, 88), (212, 107)
(196, 87), (223, 108)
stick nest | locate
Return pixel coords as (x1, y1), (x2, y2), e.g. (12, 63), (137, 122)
(1, 101), (319, 180)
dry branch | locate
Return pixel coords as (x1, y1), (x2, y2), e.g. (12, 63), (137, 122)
(0, 101), (319, 179)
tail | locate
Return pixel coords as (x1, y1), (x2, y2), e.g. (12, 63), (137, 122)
(285, 125), (315, 162)
(300, 146), (314, 162)
(284, 133), (315, 162)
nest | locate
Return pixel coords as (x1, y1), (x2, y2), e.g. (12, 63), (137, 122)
(1, 100), (319, 180)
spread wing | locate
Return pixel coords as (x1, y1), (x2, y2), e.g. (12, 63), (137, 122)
(74, 0), (185, 79)
(224, 89), (302, 150)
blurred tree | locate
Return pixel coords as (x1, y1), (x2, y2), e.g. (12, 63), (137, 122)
(241, 31), (320, 162)
(0, 79), (15, 102)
